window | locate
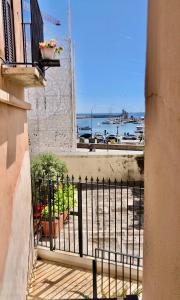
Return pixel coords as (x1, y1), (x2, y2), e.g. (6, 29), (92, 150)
(2, 0), (16, 62)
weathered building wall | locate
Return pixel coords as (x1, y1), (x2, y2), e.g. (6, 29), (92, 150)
(0, 0), (24, 98)
(143, 1), (180, 299)
(0, 1), (34, 299)
(27, 41), (76, 156)
(0, 102), (34, 300)
(58, 153), (144, 181)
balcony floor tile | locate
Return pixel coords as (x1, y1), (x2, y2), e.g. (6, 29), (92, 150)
(28, 259), (142, 300)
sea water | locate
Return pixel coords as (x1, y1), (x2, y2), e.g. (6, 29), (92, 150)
(77, 112), (144, 136)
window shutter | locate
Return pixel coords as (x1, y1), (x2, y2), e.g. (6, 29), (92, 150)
(2, 0), (16, 62)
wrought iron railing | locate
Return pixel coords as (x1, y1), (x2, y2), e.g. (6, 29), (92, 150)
(92, 249), (142, 299)
(2, 0), (60, 75)
(32, 176), (144, 264)
(2, 0), (44, 75)
(2, 0), (16, 63)
(21, 0), (44, 72)
(30, 0), (44, 64)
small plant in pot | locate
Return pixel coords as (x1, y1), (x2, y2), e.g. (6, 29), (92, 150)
(33, 201), (46, 234)
(39, 39), (64, 60)
(31, 152), (68, 227)
(41, 183), (77, 238)
(40, 204), (61, 238)
(33, 202), (46, 218)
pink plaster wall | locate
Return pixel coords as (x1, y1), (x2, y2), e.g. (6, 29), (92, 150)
(0, 103), (33, 300)
(143, 1), (180, 299)
(0, 1), (34, 299)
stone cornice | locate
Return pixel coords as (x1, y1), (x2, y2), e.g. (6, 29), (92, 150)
(0, 89), (31, 110)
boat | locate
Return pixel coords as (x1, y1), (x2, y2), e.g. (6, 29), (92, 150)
(79, 126), (91, 131)
(135, 123), (144, 133)
(102, 120), (114, 125)
(136, 123), (144, 130)
(135, 130), (144, 135)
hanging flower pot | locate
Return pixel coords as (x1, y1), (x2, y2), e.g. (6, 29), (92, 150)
(40, 47), (55, 60)
(39, 40), (63, 60)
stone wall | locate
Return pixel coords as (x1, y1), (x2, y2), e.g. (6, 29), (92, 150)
(27, 40), (76, 156)
(58, 153), (144, 181)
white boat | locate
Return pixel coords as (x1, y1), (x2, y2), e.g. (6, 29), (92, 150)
(136, 124), (144, 131)
(102, 120), (113, 125)
(135, 124), (144, 134)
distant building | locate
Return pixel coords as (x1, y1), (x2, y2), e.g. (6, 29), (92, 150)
(121, 109), (128, 120)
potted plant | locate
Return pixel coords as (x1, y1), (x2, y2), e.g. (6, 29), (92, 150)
(31, 153), (68, 230)
(33, 202), (47, 234)
(40, 204), (61, 238)
(41, 183), (77, 238)
(39, 39), (63, 60)
(33, 202), (46, 218)
(31, 152), (67, 179)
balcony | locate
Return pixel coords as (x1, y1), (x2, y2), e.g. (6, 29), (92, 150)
(27, 254), (142, 300)
(1, 64), (46, 87)
(30, 176), (144, 299)
(1, 0), (60, 88)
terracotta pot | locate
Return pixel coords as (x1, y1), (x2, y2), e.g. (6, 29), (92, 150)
(40, 47), (55, 60)
(41, 212), (68, 238)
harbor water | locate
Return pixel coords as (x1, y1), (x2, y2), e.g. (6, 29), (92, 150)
(77, 112), (144, 136)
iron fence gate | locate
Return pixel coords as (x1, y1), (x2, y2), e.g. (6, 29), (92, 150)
(92, 249), (142, 299)
(32, 176), (144, 264)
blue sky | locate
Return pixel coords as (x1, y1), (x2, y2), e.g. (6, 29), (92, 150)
(38, 0), (147, 113)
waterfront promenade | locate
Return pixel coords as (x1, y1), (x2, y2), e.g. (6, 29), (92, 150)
(76, 148), (143, 155)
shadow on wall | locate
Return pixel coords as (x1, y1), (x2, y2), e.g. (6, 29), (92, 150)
(0, 103), (27, 168)
(0, 103), (28, 293)
(136, 156), (144, 175)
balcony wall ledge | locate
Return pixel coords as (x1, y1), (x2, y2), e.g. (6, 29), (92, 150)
(1, 65), (46, 88)
(0, 89), (31, 110)
(37, 246), (143, 282)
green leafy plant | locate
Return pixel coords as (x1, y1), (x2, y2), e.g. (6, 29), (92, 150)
(41, 183), (77, 220)
(55, 46), (64, 54)
(54, 183), (77, 211)
(31, 152), (68, 179)
(31, 153), (68, 206)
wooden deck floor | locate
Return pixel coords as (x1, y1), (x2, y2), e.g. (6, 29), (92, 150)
(27, 259), (142, 300)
